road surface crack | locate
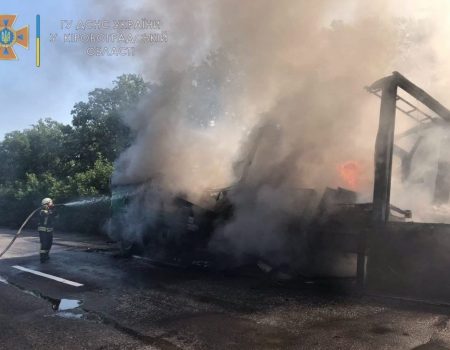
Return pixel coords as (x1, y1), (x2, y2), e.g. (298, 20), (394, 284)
(81, 306), (181, 350)
(0, 274), (180, 349)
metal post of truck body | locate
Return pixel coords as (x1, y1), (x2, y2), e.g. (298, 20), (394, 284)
(372, 78), (398, 224)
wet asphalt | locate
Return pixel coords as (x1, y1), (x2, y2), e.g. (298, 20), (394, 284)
(0, 229), (449, 349)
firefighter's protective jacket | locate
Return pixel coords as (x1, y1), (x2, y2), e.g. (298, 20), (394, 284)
(37, 207), (57, 233)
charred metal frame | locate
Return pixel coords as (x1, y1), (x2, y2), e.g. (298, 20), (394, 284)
(367, 71), (450, 224)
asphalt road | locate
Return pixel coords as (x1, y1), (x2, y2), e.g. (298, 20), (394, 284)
(0, 229), (450, 350)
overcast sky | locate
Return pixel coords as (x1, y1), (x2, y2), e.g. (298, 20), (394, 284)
(1, 1), (143, 138)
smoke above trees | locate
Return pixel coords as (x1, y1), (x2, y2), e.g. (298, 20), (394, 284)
(109, 0), (450, 261)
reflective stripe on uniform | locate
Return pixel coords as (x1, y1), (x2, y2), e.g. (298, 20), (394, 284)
(38, 226), (53, 232)
(40, 250), (49, 253)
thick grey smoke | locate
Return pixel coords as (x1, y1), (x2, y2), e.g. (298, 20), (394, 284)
(108, 0), (450, 264)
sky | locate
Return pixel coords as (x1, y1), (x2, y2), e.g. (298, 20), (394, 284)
(0, 1), (143, 138)
(0, 0), (445, 140)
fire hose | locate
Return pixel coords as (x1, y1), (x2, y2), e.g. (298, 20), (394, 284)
(0, 208), (41, 259)
(0, 202), (88, 259)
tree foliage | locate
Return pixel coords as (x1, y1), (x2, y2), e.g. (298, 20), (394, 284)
(0, 74), (149, 230)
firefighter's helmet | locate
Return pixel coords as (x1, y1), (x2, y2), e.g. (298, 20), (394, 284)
(41, 197), (53, 206)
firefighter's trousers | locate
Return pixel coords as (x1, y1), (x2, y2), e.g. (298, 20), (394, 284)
(39, 230), (53, 261)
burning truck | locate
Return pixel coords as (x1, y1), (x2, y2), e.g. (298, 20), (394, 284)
(109, 182), (231, 263)
(109, 72), (450, 301)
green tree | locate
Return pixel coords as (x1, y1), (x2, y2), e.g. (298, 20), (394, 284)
(68, 74), (149, 172)
(0, 74), (148, 231)
(0, 119), (66, 182)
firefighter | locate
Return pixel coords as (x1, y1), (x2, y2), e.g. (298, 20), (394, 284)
(38, 197), (57, 263)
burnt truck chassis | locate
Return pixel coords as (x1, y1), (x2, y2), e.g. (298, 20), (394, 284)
(324, 72), (450, 301)
(110, 183), (234, 264)
(111, 72), (450, 301)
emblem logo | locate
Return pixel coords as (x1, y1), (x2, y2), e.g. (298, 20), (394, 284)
(0, 15), (29, 60)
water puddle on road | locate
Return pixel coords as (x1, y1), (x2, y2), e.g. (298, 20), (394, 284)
(0, 274), (163, 344)
(49, 297), (85, 319)
(55, 311), (84, 320)
(51, 298), (82, 311)
(0, 274), (85, 319)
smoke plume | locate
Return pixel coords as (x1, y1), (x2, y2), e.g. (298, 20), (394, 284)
(108, 0), (450, 264)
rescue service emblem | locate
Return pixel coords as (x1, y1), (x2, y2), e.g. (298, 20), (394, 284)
(0, 15), (29, 60)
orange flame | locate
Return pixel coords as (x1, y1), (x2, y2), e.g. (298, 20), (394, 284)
(338, 161), (360, 191)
